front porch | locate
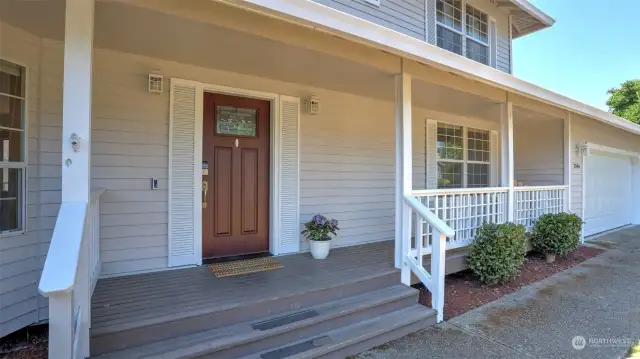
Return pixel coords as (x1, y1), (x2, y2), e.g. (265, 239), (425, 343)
(7, 0), (574, 358)
(88, 241), (436, 358)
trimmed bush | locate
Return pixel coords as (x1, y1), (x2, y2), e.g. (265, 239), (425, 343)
(467, 222), (527, 285)
(532, 213), (583, 256)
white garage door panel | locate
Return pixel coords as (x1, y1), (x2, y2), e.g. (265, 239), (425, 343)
(584, 154), (633, 237)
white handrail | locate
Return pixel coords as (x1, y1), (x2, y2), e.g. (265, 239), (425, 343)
(38, 188), (105, 359)
(513, 185), (569, 191)
(38, 201), (88, 294)
(404, 195), (455, 237)
(413, 186), (509, 196)
(402, 195), (454, 323)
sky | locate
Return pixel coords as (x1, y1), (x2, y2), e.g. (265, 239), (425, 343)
(513, 0), (640, 111)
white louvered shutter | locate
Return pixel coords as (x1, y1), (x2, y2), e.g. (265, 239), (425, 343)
(490, 130), (499, 186)
(490, 18), (498, 69)
(278, 96), (301, 254)
(426, 119), (438, 189)
(168, 81), (199, 267)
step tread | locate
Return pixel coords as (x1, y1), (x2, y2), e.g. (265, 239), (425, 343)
(91, 284), (418, 359)
(91, 268), (400, 336)
(241, 304), (436, 359)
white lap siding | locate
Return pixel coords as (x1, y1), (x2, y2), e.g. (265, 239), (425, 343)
(513, 117), (564, 186)
(31, 47), (430, 274)
(0, 22), (46, 337)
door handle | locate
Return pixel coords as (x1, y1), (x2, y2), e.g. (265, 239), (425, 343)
(202, 180), (209, 209)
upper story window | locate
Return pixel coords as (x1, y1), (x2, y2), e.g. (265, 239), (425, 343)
(0, 59), (26, 234)
(436, 0), (490, 66)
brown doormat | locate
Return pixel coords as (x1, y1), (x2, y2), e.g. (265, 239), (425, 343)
(209, 257), (283, 278)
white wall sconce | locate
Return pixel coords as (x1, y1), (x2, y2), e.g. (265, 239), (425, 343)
(148, 73), (164, 94)
(576, 143), (589, 157)
(305, 95), (321, 115)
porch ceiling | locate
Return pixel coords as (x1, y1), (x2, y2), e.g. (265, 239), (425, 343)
(2, 0), (505, 121)
(1, 0), (398, 102)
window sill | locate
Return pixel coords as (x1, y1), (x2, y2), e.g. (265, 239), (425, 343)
(0, 229), (27, 238)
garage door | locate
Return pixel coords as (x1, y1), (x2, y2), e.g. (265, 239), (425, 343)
(584, 153), (633, 237)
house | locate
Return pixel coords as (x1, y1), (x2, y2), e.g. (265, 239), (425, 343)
(0, 0), (639, 357)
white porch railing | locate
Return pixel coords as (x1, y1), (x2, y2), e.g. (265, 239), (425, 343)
(411, 185), (568, 254)
(412, 187), (509, 254)
(514, 185), (568, 230)
(38, 188), (105, 359)
(402, 195), (455, 323)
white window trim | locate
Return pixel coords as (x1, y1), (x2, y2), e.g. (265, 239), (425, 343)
(0, 57), (28, 237)
(436, 122), (491, 189)
(435, 0), (490, 66)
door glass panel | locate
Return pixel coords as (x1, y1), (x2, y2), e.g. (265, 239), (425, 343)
(216, 105), (257, 137)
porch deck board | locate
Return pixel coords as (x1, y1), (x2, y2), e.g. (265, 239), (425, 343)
(91, 241), (396, 332)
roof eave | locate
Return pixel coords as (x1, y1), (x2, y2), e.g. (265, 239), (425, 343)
(508, 0), (556, 27)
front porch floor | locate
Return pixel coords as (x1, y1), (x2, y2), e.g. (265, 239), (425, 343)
(88, 241), (440, 358)
(91, 241), (396, 334)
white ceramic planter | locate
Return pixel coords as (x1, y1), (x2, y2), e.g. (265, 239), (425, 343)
(310, 240), (331, 259)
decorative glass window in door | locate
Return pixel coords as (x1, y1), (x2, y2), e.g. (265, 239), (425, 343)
(216, 105), (257, 137)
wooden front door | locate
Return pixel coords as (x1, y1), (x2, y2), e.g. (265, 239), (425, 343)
(202, 93), (270, 259)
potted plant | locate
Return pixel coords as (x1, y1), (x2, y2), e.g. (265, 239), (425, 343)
(302, 214), (340, 259)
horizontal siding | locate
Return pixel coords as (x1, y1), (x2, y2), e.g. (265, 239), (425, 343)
(312, 0), (425, 40)
(513, 118), (564, 186)
(298, 92), (427, 251)
(497, 36), (511, 74)
(90, 51), (171, 276)
(0, 21), (45, 337)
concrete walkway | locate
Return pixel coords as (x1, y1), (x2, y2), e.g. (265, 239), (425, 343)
(354, 226), (640, 359)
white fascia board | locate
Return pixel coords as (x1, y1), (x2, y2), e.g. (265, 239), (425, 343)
(218, 0), (640, 137)
(508, 0), (556, 27)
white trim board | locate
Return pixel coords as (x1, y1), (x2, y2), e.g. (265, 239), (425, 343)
(582, 142), (640, 158)
(169, 78), (299, 266)
(216, 0), (640, 137)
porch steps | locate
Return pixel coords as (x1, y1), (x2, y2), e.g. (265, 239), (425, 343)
(90, 269), (400, 355)
(90, 277), (437, 358)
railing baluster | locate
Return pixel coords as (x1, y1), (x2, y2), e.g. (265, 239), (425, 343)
(431, 228), (446, 323)
(415, 211), (424, 269)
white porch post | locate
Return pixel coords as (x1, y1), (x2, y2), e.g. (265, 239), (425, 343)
(394, 62), (412, 284)
(564, 112), (572, 212)
(49, 0), (95, 358)
(501, 101), (514, 221)
(62, 0), (94, 203)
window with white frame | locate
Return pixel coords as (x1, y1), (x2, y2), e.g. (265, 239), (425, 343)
(437, 123), (490, 189)
(436, 0), (490, 65)
(0, 59), (26, 233)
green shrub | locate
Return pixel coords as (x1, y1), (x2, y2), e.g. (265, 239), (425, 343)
(467, 222), (527, 285)
(532, 213), (583, 256)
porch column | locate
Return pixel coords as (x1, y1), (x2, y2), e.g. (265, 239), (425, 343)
(564, 112), (572, 212)
(49, 0), (94, 358)
(501, 101), (514, 221)
(394, 62), (412, 282)
(62, 0), (94, 203)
